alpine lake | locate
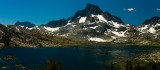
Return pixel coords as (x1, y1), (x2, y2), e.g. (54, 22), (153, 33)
(0, 45), (160, 70)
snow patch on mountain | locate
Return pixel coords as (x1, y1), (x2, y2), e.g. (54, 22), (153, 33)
(91, 14), (124, 28)
(88, 37), (106, 42)
(112, 31), (126, 37)
(89, 26), (99, 29)
(91, 14), (107, 22)
(66, 23), (72, 26)
(110, 21), (124, 28)
(43, 27), (60, 32)
(97, 15), (107, 22)
(79, 17), (87, 23)
(72, 25), (76, 27)
(141, 25), (148, 30)
(20, 25), (24, 28)
(28, 28), (33, 30)
(111, 36), (117, 39)
(149, 27), (156, 34)
(155, 23), (160, 27)
(16, 27), (20, 31)
(138, 23), (160, 34)
(138, 25), (148, 33)
(28, 26), (40, 30)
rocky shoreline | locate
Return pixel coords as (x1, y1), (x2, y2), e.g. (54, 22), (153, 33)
(111, 50), (160, 70)
(135, 50), (160, 63)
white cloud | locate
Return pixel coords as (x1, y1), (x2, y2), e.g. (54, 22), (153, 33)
(156, 8), (160, 11)
(123, 8), (136, 12)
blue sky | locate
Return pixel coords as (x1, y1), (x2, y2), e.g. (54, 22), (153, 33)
(0, 0), (160, 25)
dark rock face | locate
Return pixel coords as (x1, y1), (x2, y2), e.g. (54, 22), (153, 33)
(15, 21), (35, 28)
(41, 19), (67, 28)
(74, 3), (103, 17)
(70, 3), (103, 22)
(103, 12), (123, 23)
(85, 3), (103, 15)
(70, 3), (123, 23)
(142, 16), (160, 25)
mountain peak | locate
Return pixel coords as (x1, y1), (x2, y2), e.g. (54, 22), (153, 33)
(40, 19), (67, 28)
(143, 16), (160, 25)
(70, 4), (103, 22)
(84, 3), (103, 15)
(15, 21), (35, 28)
(70, 3), (123, 23)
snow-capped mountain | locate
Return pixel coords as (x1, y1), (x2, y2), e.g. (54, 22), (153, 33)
(70, 3), (123, 23)
(12, 3), (159, 44)
(51, 3), (131, 42)
(7, 3), (159, 46)
(138, 17), (160, 34)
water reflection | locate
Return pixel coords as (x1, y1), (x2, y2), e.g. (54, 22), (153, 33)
(109, 50), (129, 59)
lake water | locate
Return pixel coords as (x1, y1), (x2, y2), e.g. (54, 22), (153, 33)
(0, 45), (159, 70)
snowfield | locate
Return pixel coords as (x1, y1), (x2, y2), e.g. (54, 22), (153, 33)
(43, 27), (60, 32)
(88, 37), (106, 42)
(112, 31), (126, 37)
(79, 17), (87, 23)
(138, 23), (160, 34)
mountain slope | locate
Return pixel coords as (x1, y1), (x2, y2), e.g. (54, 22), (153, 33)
(0, 24), (80, 48)
(138, 17), (160, 34)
